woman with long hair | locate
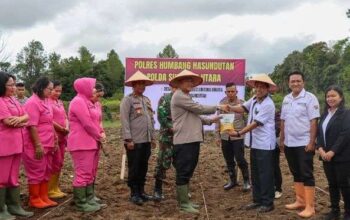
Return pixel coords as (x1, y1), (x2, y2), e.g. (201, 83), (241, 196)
(317, 85), (350, 220)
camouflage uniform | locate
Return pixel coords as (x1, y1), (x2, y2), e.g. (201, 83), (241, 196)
(154, 93), (174, 180)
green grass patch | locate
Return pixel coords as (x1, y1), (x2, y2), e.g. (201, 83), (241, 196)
(103, 120), (120, 128)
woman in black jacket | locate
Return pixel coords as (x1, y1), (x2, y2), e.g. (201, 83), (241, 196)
(317, 85), (350, 220)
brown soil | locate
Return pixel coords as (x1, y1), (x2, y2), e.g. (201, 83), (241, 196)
(20, 128), (336, 220)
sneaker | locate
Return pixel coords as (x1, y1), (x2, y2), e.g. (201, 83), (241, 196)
(274, 191), (283, 199)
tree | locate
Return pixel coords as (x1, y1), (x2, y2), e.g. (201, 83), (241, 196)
(0, 62), (12, 72)
(78, 46), (94, 76)
(157, 44), (179, 58)
(106, 49), (124, 93)
(15, 40), (48, 89)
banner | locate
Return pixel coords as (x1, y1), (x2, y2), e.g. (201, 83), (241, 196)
(124, 58), (246, 130)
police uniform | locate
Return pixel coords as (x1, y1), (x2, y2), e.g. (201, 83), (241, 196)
(120, 71), (155, 205)
(243, 95), (276, 208)
(216, 97), (250, 190)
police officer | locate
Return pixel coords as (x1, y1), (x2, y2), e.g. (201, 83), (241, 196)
(120, 71), (156, 206)
(280, 71), (320, 218)
(170, 69), (227, 214)
(229, 74), (277, 213)
(216, 82), (250, 191)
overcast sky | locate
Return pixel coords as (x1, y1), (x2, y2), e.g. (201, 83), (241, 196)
(1, 0), (349, 73)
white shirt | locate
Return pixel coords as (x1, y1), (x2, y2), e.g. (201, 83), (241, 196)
(322, 109), (337, 146)
(243, 96), (276, 150)
(281, 89), (320, 147)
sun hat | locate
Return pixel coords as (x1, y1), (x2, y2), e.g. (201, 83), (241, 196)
(169, 69), (203, 87)
(124, 70), (153, 87)
(246, 73), (278, 92)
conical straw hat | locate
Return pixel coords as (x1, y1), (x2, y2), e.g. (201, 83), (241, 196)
(246, 73), (278, 92)
(169, 69), (203, 87)
(124, 70), (153, 87)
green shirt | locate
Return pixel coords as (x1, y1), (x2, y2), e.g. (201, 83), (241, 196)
(157, 93), (173, 144)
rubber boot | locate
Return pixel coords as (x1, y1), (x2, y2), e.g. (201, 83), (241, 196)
(48, 173), (66, 199)
(39, 182), (58, 207)
(242, 167), (251, 192)
(298, 186), (315, 218)
(28, 184), (50, 208)
(6, 187), (33, 217)
(86, 184), (106, 209)
(223, 169), (238, 190)
(153, 179), (164, 201)
(176, 185), (199, 214)
(73, 187), (100, 212)
(92, 182), (101, 203)
(0, 188), (15, 220)
(285, 182), (305, 210)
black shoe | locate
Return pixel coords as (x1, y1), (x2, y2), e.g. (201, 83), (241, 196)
(245, 203), (261, 210)
(140, 192), (153, 202)
(130, 195), (143, 206)
(323, 209), (340, 220)
(153, 190), (164, 202)
(243, 180), (251, 192)
(223, 181), (238, 190)
(258, 205), (274, 213)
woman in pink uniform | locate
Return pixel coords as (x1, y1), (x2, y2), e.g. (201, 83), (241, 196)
(68, 78), (104, 212)
(0, 72), (33, 219)
(90, 83), (106, 204)
(23, 77), (58, 209)
(48, 80), (69, 198)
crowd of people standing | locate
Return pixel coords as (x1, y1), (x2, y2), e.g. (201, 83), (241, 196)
(0, 68), (349, 220)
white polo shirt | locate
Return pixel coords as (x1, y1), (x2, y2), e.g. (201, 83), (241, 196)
(243, 96), (276, 150)
(281, 89), (320, 147)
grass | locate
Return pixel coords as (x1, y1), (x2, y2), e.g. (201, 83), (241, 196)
(103, 120), (120, 128)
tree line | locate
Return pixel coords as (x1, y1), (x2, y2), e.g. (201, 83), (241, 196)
(1, 36), (350, 101)
(0, 40), (125, 100)
(270, 38), (350, 95)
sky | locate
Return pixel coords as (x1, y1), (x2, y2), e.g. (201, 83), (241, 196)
(0, 0), (349, 73)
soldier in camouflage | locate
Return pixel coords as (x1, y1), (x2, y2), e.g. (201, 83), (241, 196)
(153, 86), (176, 201)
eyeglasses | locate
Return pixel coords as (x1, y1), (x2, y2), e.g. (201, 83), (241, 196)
(5, 84), (16, 87)
(225, 91), (237, 93)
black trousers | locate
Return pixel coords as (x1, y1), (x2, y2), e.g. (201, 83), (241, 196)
(125, 142), (151, 188)
(285, 146), (315, 186)
(250, 148), (275, 206)
(173, 142), (200, 186)
(274, 146), (283, 192)
(323, 161), (350, 213)
(221, 139), (249, 180)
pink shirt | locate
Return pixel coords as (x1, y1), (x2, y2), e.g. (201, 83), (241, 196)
(24, 94), (55, 149)
(67, 77), (101, 152)
(49, 99), (67, 128)
(95, 102), (104, 134)
(67, 95), (102, 151)
(49, 98), (67, 140)
(0, 96), (26, 156)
